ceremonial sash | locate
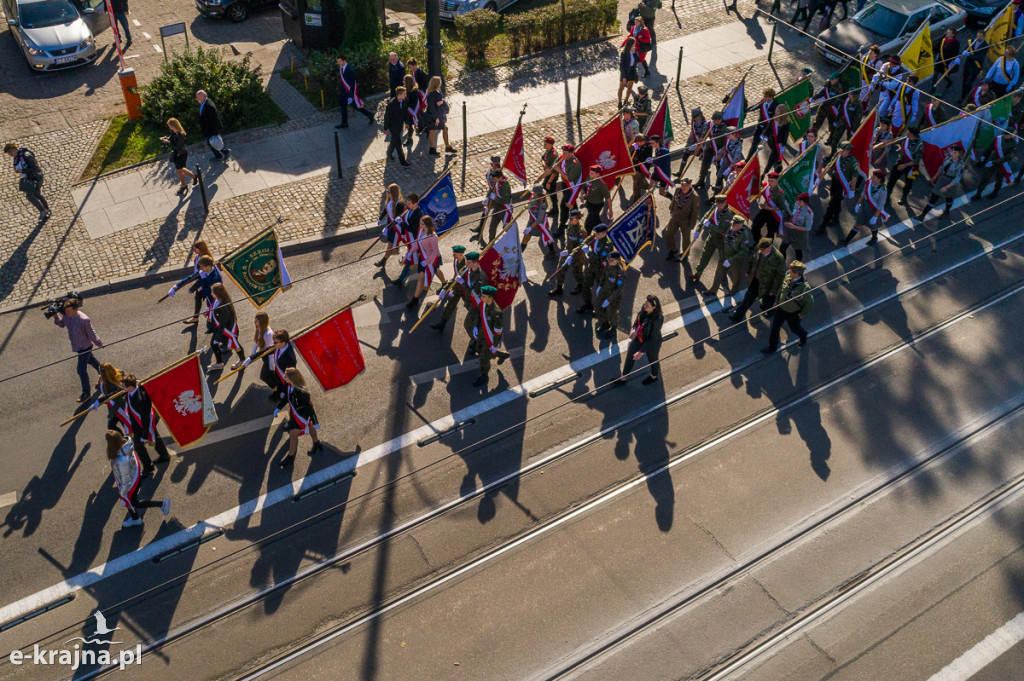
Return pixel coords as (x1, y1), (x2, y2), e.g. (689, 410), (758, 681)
(422, 253), (441, 287)
(272, 343), (292, 384)
(562, 159), (584, 204)
(634, 146), (652, 178)
(476, 300), (499, 352)
(340, 66), (363, 107)
(690, 120), (703, 146)
(126, 390), (158, 443)
(654, 150), (673, 184)
(864, 183), (889, 220)
(404, 226), (425, 266)
(835, 159), (856, 198)
(924, 104), (937, 128)
(841, 102), (855, 130)
(103, 387), (131, 430)
(760, 100), (771, 123)
(530, 205), (554, 244)
(381, 199), (399, 244)
(408, 93), (423, 125)
(222, 321), (241, 351)
(287, 387), (314, 435)
(761, 183), (783, 221)
(971, 88), (984, 108)
(119, 449), (142, 513)
(1000, 57), (1012, 83)
(900, 138), (914, 164)
(709, 128), (723, 155)
(826, 88), (840, 117)
(995, 136), (1014, 182)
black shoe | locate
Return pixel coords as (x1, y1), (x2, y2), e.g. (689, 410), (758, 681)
(192, 175), (199, 186)
(429, 148), (440, 156)
(368, 116), (375, 126)
(405, 295), (420, 309)
(798, 336), (808, 347)
(760, 346), (776, 354)
(843, 230), (857, 246)
(176, 186), (187, 196)
(400, 161), (412, 167)
(642, 375), (658, 385)
(596, 322), (611, 333)
(569, 285), (583, 295)
(140, 466), (154, 479)
(866, 231), (878, 245)
(373, 257), (388, 267)
(222, 149), (231, 160)
(445, 146), (457, 154)
(728, 312), (743, 322)
(467, 342), (477, 356)
(309, 441), (324, 455)
(335, 123), (348, 129)
(472, 375), (487, 387)
(665, 250), (678, 261)
(940, 208), (951, 218)
(576, 303), (594, 314)
(548, 287), (564, 297)
(278, 454), (295, 468)
(614, 377), (628, 386)
(76, 393), (91, 403)
(496, 351), (510, 365)
(971, 192), (983, 202)
(430, 321), (446, 331)
(898, 195), (908, 206)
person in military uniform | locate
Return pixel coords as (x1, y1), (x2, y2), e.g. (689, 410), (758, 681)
(811, 72), (843, 137)
(521, 185), (558, 258)
(728, 237), (786, 322)
(782, 191), (812, 262)
(557, 143), (583, 232)
(963, 79), (995, 110)
(594, 251), (626, 335)
(919, 143), (966, 220)
(629, 132), (652, 201)
(920, 92), (947, 129)
(697, 111), (727, 189)
(481, 163), (513, 244)
(886, 126), (923, 206)
(582, 164), (613, 232)
(818, 141), (865, 235)
(535, 135), (560, 222)
(761, 261), (813, 353)
(828, 90), (862, 149)
(689, 194), (733, 290)
(459, 252), (490, 350)
(431, 245), (469, 331)
(747, 88), (777, 162)
(845, 169), (888, 246)
(469, 286), (510, 387)
(664, 177), (700, 261)
(870, 117), (894, 170)
(549, 209), (587, 297)
(632, 84), (653, 128)
(577, 223), (615, 314)
(679, 107), (709, 177)
(751, 170), (784, 241)
(972, 133), (1017, 201)
(714, 127), (744, 193)
(716, 215), (754, 295)
(622, 107), (641, 142)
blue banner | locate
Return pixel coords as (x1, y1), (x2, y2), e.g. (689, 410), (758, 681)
(608, 195), (656, 267)
(420, 171), (460, 236)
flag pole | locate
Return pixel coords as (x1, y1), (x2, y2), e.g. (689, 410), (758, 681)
(213, 293), (368, 385)
(677, 66), (754, 180)
(59, 353), (198, 427)
(503, 103), (529, 188)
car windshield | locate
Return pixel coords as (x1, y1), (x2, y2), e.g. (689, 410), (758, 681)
(852, 3), (907, 39)
(19, 0), (80, 28)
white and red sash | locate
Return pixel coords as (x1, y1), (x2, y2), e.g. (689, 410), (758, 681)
(761, 182), (783, 221)
(476, 300), (500, 352)
(760, 100), (772, 123)
(864, 182), (889, 220)
(995, 136), (1014, 182)
(835, 159), (856, 198)
(340, 65), (363, 108)
(900, 138), (915, 164)
(119, 449), (142, 513)
(126, 389), (158, 444)
(287, 387), (314, 435)
(272, 343), (291, 385)
(422, 253), (441, 287)
(970, 87), (985, 109)
(923, 103), (938, 128)
(634, 145), (652, 179)
(654, 149), (673, 185)
(562, 158), (584, 204)
(222, 320), (241, 351)
(841, 102), (855, 131)
(530, 206), (554, 244)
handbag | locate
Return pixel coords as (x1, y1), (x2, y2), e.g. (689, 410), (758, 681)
(208, 135), (225, 151)
(18, 176), (39, 193)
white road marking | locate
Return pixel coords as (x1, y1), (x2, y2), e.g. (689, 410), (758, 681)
(927, 611), (1024, 681)
(351, 296), (439, 328)
(153, 44), (162, 53)
(0, 491), (17, 510)
(141, 31), (150, 39)
(0, 189), (1004, 625)
(132, 19), (141, 26)
(410, 347), (526, 385)
(124, 54), (140, 60)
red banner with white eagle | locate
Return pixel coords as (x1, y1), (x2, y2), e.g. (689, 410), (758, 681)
(725, 155), (759, 219)
(143, 354), (218, 447)
(292, 307), (366, 391)
(502, 121), (528, 187)
(574, 115), (633, 189)
(479, 222), (526, 310)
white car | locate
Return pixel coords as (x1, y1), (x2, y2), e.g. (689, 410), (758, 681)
(440, 0), (523, 21)
(3, 0), (107, 71)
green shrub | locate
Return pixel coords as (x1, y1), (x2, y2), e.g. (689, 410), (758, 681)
(455, 9), (501, 56)
(140, 46), (281, 133)
(342, 0), (382, 49)
(506, 0), (617, 59)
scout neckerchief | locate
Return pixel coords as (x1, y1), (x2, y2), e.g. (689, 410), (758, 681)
(835, 155), (857, 198)
(863, 180), (889, 219)
(126, 387), (158, 443)
(761, 181), (783, 221)
(286, 385), (314, 435)
(561, 156), (584, 204)
(339, 63), (363, 108)
(272, 342), (292, 385)
(995, 135), (1014, 182)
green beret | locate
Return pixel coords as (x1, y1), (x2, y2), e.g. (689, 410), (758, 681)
(714, 194), (728, 202)
(452, 245), (466, 253)
(480, 285), (498, 296)
(757, 237), (773, 248)
(466, 251), (480, 261)
(839, 141), (853, 150)
(789, 260), (806, 271)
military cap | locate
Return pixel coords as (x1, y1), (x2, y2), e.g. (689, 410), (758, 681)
(714, 194), (728, 202)
(544, 135), (555, 143)
(692, 107), (703, 118)
(622, 106), (635, 113)
(489, 155), (501, 164)
(649, 134), (662, 141)
(789, 260), (806, 272)
(711, 110), (724, 119)
(801, 67), (814, 75)
(839, 141), (854, 150)
(466, 251), (480, 261)
(594, 222), (610, 232)
(452, 245), (467, 253)
(767, 171), (780, 178)
(480, 286), (498, 296)
(562, 143), (576, 151)
(731, 215), (745, 224)
(757, 237), (773, 248)
(532, 185), (544, 194)
(796, 192), (810, 201)
(589, 164), (602, 173)
(568, 208), (582, 218)
(907, 126), (921, 135)
(637, 84), (649, 94)
(607, 251), (621, 259)
(678, 176), (693, 184)
(828, 71), (840, 80)
(732, 160), (745, 169)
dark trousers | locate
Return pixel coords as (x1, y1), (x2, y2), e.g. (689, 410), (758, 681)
(125, 489), (162, 520)
(386, 132), (407, 163)
(22, 179), (49, 213)
(780, 242), (803, 261)
(751, 211), (780, 241)
(584, 203), (603, 233)
(767, 308), (808, 350)
(76, 348), (100, 398)
(820, 175), (847, 228)
(114, 12), (131, 43)
(212, 342), (244, 365)
(558, 186), (573, 229)
(791, 6), (811, 27)
(259, 358), (281, 392)
(192, 290), (203, 317)
(887, 165), (914, 199)
(735, 284), (775, 318)
(340, 89), (375, 126)
(132, 431), (170, 470)
(622, 338), (661, 378)
(961, 63), (981, 102)
(990, 81), (1009, 98)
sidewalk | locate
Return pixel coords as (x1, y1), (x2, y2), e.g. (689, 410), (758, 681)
(71, 18), (772, 240)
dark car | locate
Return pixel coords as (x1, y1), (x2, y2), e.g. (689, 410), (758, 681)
(195, 0), (276, 22)
(951, 0), (1007, 27)
(815, 0), (966, 65)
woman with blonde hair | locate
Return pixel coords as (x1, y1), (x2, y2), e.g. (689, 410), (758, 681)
(179, 239), (214, 323)
(405, 215), (447, 308)
(106, 430), (170, 528)
(425, 76), (457, 157)
(274, 367), (323, 468)
(206, 283), (243, 370)
(231, 311), (281, 397)
(160, 117), (197, 196)
(90, 363), (130, 433)
(375, 183), (405, 268)
(403, 74), (422, 144)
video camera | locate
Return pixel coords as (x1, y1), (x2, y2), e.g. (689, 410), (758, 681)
(41, 291), (84, 320)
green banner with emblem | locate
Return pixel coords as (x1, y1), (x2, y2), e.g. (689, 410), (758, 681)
(774, 77), (815, 142)
(971, 94), (1015, 155)
(220, 228), (292, 309)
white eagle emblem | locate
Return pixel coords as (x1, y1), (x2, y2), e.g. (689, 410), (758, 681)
(596, 151), (617, 169)
(174, 390), (203, 416)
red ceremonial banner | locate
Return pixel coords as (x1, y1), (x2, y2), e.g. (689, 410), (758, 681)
(574, 116), (632, 189)
(479, 224), (525, 310)
(725, 155), (760, 219)
(293, 307), (366, 391)
(850, 108), (876, 176)
(144, 355), (217, 447)
(503, 121), (528, 187)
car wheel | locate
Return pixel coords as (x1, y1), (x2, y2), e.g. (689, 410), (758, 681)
(228, 2), (248, 21)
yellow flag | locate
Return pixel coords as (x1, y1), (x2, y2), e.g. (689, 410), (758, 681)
(900, 22), (934, 80)
(985, 2), (1014, 62)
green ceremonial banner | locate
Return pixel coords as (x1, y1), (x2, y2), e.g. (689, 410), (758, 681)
(220, 228), (293, 309)
(838, 58), (862, 91)
(775, 78), (815, 141)
(664, 104), (674, 141)
(972, 95), (1014, 154)
(777, 143), (819, 213)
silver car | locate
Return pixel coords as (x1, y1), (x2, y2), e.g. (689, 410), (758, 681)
(439, 0), (522, 20)
(3, 0), (108, 71)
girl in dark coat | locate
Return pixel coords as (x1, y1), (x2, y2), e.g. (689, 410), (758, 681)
(617, 294), (664, 385)
(275, 367), (323, 467)
(207, 283), (244, 370)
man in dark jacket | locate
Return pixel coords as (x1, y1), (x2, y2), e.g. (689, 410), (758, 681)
(196, 90), (231, 161)
(384, 87), (412, 167)
(387, 52), (406, 97)
(5, 142), (51, 219)
(336, 56), (376, 129)
(110, 0), (131, 47)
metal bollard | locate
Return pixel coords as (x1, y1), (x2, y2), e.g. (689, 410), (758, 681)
(334, 131), (343, 179)
(462, 101), (468, 191)
(576, 75), (583, 140)
(768, 22), (778, 62)
(194, 163), (208, 215)
(676, 45), (683, 86)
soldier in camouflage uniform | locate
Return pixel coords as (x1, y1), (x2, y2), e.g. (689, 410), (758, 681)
(521, 185), (558, 259)
(577, 223), (615, 314)
(595, 251), (626, 335)
(557, 143), (584, 232)
(689, 195), (733, 289)
(430, 244), (468, 331)
(536, 135), (560, 221)
(728, 237), (787, 322)
(459, 252), (490, 353)
(715, 215), (754, 296)
(549, 209), (587, 297)
(470, 286), (510, 387)
(632, 84), (653, 129)
(762, 261), (814, 353)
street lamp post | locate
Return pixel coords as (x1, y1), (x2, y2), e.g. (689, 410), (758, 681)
(425, 0), (443, 84)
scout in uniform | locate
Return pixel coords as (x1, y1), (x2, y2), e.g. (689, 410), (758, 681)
(470, 286), (510, 387)
(622, 107), (641, 142)
(595, 251), (626, 335)
(828, 90), (862, 149)
(689, 195), (733, 289)
(921, 143), (967, 220)
(549, 209), (587, 296)
(431, 245), (468, 331)
(582, 164), (613, 232)
(521, 185), (557, 258)
(751, 171), (784, 241)
(481, 163), (513, 244)
(557, 143), (584, 231)
(697, 111), (727, 189)
(870, 117), (894, 170)
(715, 127), (744, 193)
(781, 191), (813, 262)
(762, 261), (813, 354)
(845, 169), (888, 246)
(920, 93), (947, 129)
(460, 252), (490, 350)
(577, 223), (615, 314)
(972, 133), (1017, 201)
(629, 133), (652, 201)
(886, 126), (923, 206)
(648, 135), (673, 196)
(679, 108), (709, 176)
(728, 237), (786, 322)
(716, 215), (754, 296)
(632, 84), (653, 128)
(811, 72), (843, 136)
(536, 135), (560, 221)
(664, 177), (700, 261)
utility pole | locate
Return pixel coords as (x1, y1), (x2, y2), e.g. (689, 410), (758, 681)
(425, 0), (443, 84)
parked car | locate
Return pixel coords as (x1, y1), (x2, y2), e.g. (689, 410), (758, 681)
(815, 0), (966, 65)
(951, 0), (1006, 27)
(439, 0), (522, 21)
(195, 0), (277, 23)
(3, 0), (107, 71)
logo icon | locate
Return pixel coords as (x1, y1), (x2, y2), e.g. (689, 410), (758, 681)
(173, 390), (203, 416)
(65, 611), (121, 646)
(596, 151), (617, 169)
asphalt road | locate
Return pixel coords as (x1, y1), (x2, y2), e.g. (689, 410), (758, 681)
(1, 185), (1023, 680)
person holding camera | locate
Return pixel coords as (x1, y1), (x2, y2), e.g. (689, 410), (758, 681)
(5, 142), (51, 221)
(53, 298), (103, 403)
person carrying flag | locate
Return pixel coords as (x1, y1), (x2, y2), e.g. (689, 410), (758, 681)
(460, 252), (491, 352)
(632, 85), (653, 128)
(858, 45), (884, 112)
(335, 55), (375, 129)
(167, 254), (221, 324)
(171, 239), (214, 324)
(761, 261), (813, 354)
(267, 330), (297, 402)
(781, 192), (813, 263)
(845, 169), (888, 246)
(536, 135), (560, 222)
(811, 72), (843, 136)
(582, 164), (613, 233)
(274, 367), (323, 468)
(985, 46), (1020, 97)
(557, 144), (584, 232)
(887, 126), (923, 206)
(751, 171), (784, 241)
(594, 251), (626, 336)
(715, 128), (744, 193)
(468, 286), (510, 387)
(389, 193), (422, 285)
(232, 311), (282, 399)
(206, 283), (244, 371)
(679, 108), (709, 176)
(697, 111), (727, 189)
(122, 373), (172, 476)
(628, 132), (652, 201)
(521, 186), (558, 258)
(817, 142), (865, 235)
(763, 103), (791, 175)
(90, 363), (131, 433)
(406, 215), (447, 309)
(747, 88), (777, 162)
(718, 215), (754, 296)
(828, 91), (862, 149)
(648, 135), (674, 196)
(106, 430), (170, 528)
(957, 30), (990, 102)
(889, 73), (920, 135)
(871, 117), (895, 169)
(920, 93), (947, 129)
(918, 143), (966, 220)
(664, 177), (700, 262)
(577, 223), (616, 314)
(431, 245), (469, 331)
(549, 209), (587, 297)
(689, 195), (733, 291)
(971, 131), (1016, 201)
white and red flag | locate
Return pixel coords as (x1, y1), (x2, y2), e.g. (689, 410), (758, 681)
(920, 115), (979, 179)
(725, 154), (760, 219)
(722, 78), (746, 128)
(503, 121), (528, 187)
(143, 354), (218, 447)
(574, 116), (632, 190)
(479, 222), (526, 310)
(292, 307), (366, 391)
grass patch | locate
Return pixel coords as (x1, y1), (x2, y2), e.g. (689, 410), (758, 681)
(280, 68), (335, 111)
(81, 115), (167, 180)
(445, 28), (513, 69)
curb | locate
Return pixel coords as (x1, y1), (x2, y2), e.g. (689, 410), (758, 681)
(0, 195), (488, 316)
